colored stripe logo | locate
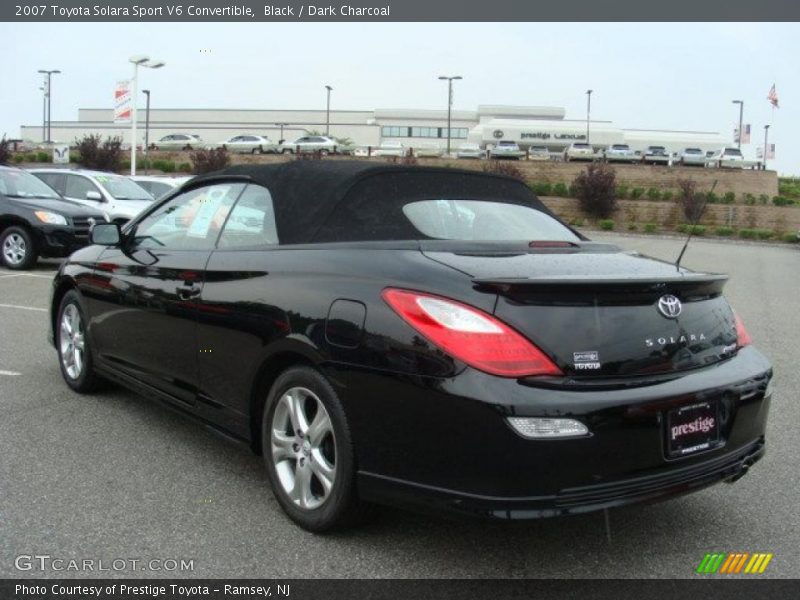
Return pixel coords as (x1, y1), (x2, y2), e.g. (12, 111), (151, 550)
(697, 552), (773, 574)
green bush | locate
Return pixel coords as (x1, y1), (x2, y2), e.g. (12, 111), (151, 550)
(569, 217), (584, 227)
(644, 223), (658, 233)
(743, 193), (756, 205)
(772, 196), (795, 207)
(13, 154), (25, 164)
(646, 187), (661, 201)
(721, 191), (736, 205)
(120, 160), (131, 171)
(24, 152), (37, 162)
(781, 232), (799, 243)
(615, 185), (629, 200)
(661, 190), (673, 202)
(69, 152), (80, 163)
(178, 162), (192, 173)
(36, 151), (49, 162)
(778, 178), (800, 199)
(598, 219), (615, 231)
(152, 159), (176, 173)
(626, 223), (637, 231)
(631, 187), (644, 199)
(706, 191), (719, 204)
(676, 224), (706, 235)
(715, 226), (735, 236)
(531, 182), (552, 196)
(573, 164), (617, 219)
(739, 228), (774, 240)
(758, 194), (770, 205)
(553, 182), (569, 197)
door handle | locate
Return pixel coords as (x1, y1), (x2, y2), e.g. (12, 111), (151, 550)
(176, 282), (200, 300)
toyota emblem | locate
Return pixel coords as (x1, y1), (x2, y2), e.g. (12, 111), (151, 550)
(657, 295), (682, 319)
(492, 129), (504, 139)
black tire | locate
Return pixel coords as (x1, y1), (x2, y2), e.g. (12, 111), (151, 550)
(1, 226), (38, 270)
(56, 290), (102, 393)
(262, 366), (359, 532)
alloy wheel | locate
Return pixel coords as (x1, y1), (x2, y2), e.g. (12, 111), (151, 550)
(271, 386), (337, 510)
(59, 304), (85, 380)
(2, 233), (27, 266)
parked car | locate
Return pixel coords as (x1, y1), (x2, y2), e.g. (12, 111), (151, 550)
(279, 136), (340, 155)
(527, 145), (550, 161)
(0, 165), (106, 269)
(50, 161), (772, 532)
(604, 144), (637, 163)
(707, 147), (745, 169)
(641, 146), (670, 165)
(30, 169), (154, 224)
(372, 142), (407, 157)
(456, 143), (486, 160)
(679, 148), (707, 167)
(131, 176), (193, 199)
(489, 140), (524, 160)
(412, 144), (444, 158)
(563, 142), (595, 162)
(151, 134), (203, 151)
(214, 135), (277, 154)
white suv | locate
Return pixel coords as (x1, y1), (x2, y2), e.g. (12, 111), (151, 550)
(707, 147), (745, 169)
(563, 143), (595, 162)
(30, 169), (154, 224)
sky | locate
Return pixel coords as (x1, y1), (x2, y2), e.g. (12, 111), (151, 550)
(2, 22), (798, 175)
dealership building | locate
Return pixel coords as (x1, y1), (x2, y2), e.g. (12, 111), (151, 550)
(20, 104), (728, 155)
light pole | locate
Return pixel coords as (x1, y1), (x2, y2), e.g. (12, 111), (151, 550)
(325, 85), (333, 136)
(732, 100), (744, 149)
(586, 89), (593, 146)
(763, 124), (770, 170)
(129, 55), (165, 176)
(39, 84), (46, 143)
(142, 89), (151, 173)
(275, 123), (289, 144)
(438, 75), (462, 156)
(38, 69), (61, 143)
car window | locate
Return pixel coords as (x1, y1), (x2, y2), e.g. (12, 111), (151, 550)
(94, 175), (153, 201)
(140, 181), (173, 198)
(573, 143), (590, 149)
(65, 175), (101, 199)
(402, 199), (580, 242)
(0, 169), (61, 199)
(217, 184), (278, 248)
(133, 183), (246, 250)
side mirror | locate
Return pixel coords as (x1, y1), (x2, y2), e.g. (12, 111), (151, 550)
(90, 223), (121, 246)
(86, 191), (104, 201)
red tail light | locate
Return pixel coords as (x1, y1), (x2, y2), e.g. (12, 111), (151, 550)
(734, 312), (752, 347)
(382, 288), (562, 378)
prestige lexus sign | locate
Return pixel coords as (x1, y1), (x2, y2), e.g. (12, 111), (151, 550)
(521, 132), (587, 141)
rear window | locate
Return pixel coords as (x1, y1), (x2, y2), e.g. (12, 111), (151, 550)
(685, 148), (702, 154)
(402, 200), (579, 242)
(723, 148), (743, 156)
(498, 141), (517, 147)
(612, 145), (630, 150)
(573, 143), (590, 149)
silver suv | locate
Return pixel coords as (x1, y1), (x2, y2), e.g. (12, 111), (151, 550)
(30, 169), (154, 224)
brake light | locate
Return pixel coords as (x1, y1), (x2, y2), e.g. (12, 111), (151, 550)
(382, 288), (562, 378)
(734, 312), (752, 347)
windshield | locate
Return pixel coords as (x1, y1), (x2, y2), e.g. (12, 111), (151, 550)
(612, 145), (629, 150)
(724, 148), (743, 157)
(93, 174), (153, 201)
(403, 199), (579, 242)
(0, 169), (61, 199)
(685, 148), (702, 154)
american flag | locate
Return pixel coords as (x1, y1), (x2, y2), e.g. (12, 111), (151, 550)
(767, 84), (779, 108)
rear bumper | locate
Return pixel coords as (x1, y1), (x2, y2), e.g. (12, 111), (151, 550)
(358, 438), (765, 519)
(336, 346), (772, 519)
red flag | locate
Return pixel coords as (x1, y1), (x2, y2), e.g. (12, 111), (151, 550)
(767, 84), (779, 108)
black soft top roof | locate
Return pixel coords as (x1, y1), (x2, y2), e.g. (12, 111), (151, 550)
(191, 160), (555, 244)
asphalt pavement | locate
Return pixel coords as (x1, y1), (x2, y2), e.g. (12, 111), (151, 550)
(0, 235), (797, 579)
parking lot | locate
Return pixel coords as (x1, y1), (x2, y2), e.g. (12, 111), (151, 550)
(0, 233), (797, 579)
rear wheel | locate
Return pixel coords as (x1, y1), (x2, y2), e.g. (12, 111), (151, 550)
(262, 366), (359, 532)
(56, 290), (102, 393)
(1, 226), (38, 270)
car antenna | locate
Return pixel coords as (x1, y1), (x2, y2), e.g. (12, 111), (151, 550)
(675, 180), (717, 272)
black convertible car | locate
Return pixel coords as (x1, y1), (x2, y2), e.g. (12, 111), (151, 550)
(49, 161), (772, 531)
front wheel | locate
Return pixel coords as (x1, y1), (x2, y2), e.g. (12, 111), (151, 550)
(56, 290), (102, 393)
(262, 366), (359, 532)
(1, 226), (38, 270)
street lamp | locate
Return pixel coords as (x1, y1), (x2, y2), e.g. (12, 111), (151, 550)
(732, 100), (744, 149)
(275, 123), (289, 144)
(37, 69), (61, 143)
(142, 89), (151, 173)
(763, 124), (770, 170)
(129, 55), (165, 176)
(325, 85), (333, 136)
(438, 75), (463, 156)
(586, 89), (593, 146)
(39, 84), (46, 143)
